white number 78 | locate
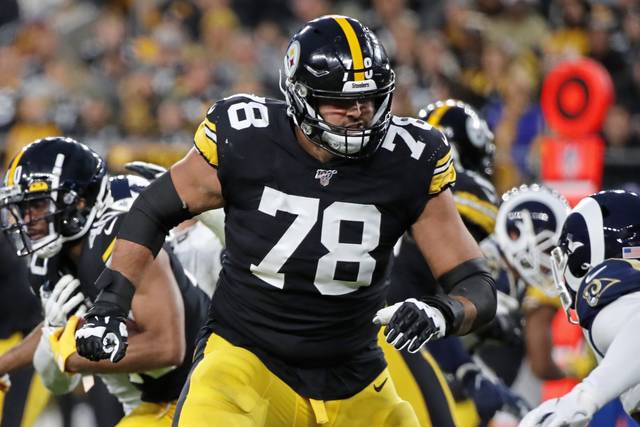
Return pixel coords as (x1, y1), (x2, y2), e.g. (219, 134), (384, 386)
(250, 187), (381, 295)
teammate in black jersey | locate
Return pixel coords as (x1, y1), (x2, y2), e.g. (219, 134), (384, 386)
(74, 16), (497, 426)
(0, 137), (209, 426)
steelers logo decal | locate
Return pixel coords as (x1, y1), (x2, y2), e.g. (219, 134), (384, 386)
(465, 114), (488, 148)
(284, 40), (301, 78)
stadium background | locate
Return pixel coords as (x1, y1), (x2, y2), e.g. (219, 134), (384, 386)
(0, 0), (638, 426)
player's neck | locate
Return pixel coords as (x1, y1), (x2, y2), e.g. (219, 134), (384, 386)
(66, 239), (84, 265)
(295, 127), (335, 164)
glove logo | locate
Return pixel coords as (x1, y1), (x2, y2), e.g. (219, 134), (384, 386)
(373, 377), (388, 393)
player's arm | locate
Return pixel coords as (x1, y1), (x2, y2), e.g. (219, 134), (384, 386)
(375, 189), (497, 352)
(76, 148), (224, 362)
(66, 249), (185, 373)
(412, 188), (496, 334)
(521, 296), (640, 426)
(0, 324), (43, 374)
(524, 304), (564, 380)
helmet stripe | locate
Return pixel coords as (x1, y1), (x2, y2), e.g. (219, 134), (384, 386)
(333, 17), (365, 81)
(6, 147), (26, 186)
(427, 105), (450, 127)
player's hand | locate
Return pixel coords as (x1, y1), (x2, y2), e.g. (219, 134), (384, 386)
(519, 385), (597, 427)
(49, 315), (81, 371)
(457, 363), (530, 423)
(373, 298), (446, 353)
(0, 373), (9, 424)
(75, 302), (128, 363)
(0, 374), (10, 393)
(40, 275), (87, 327)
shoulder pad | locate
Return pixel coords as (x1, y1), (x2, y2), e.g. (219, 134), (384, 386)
(194, 94), (274, 168)
(381, 116), (456, 195)
(576, 258), (640, 328)
(453, 170), (498, 236)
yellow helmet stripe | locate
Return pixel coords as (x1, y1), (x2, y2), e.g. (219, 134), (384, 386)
(426, 105), (450, 127)
(333, 16), (365, 81)
(6, 148), (26, 186)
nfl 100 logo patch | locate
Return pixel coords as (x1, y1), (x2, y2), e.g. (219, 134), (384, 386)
(315, 169), (337, 186)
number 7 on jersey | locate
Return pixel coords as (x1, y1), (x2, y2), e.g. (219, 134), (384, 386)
(250, 186), (381, 296)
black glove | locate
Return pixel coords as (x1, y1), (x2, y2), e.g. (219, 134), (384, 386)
(373, 298), (448, 353)
(75, 268), (134, 363)
(457, 363), (530, 424)
(75, 301), (129, 363)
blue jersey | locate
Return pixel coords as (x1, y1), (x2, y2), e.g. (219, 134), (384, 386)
(576, 258), (640, 330)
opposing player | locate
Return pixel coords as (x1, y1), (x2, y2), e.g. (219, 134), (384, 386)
(75, 16), (497, 426)
(0, 137), (210, 425)
(520, 190), (640, 426)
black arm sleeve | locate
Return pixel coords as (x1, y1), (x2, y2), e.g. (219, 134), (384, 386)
(118, 172), (193, 257)
(426, 258), (497, 335)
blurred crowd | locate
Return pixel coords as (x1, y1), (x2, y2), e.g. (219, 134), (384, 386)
(1, 0), (640, 192)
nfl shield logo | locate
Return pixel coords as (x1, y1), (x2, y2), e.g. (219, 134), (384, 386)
(315, 169), (337, 186)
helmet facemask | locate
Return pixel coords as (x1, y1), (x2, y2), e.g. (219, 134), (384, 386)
(283, 76), (394, 159)
(502, 210), (558, 296)
(494, 185), (570, 297)
(281, 16), (396, 159)
(0, 175), (107, 258)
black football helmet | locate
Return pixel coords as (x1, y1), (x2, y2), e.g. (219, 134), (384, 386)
(551, 190), (640, 322)
(281, 15), (395, 159)
(0, 137), (107, 258)
(418, 100), (495, 177)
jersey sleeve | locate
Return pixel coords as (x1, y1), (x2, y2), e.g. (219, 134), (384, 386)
(453, 171), (498, 240)
(193, 103), (222, 167)
(427, 131), (456, 195)
(576, 258), (640, 329)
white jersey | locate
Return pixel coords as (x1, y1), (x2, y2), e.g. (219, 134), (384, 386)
(170, 220), (223, 298)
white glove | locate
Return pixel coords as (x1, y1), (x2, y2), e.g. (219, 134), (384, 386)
(0, 374), (10, 393)
(373, 298), (447, 353)
(33, 327), (81, 395)
(519, 385), (598, 427)
(40, 275), (87, 327)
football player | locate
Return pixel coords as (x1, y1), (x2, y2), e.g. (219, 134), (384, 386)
(520, 190), (640, 427)
(74, 16), (497, 426)
(387, 100), (528, 426)
(0, 137), (210, 426)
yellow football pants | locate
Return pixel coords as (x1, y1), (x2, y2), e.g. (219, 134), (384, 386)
(0, 333), (50, 427)
(174, 333), (419, 427)
(116, 401), (177, 427)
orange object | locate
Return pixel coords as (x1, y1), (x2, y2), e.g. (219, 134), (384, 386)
(541, 58), (614, 138)
(541, 308), (583, 401)
(540, 134), (605, 206)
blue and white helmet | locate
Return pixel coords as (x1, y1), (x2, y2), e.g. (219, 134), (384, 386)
(495, 184), (570, 296)
(551, 190), (640, 320)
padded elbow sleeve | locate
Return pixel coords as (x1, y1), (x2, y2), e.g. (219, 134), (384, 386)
(439, 258), (497, 331)
(118, 171), (193, 256)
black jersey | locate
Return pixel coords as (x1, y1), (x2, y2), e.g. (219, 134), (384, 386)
(193, 94), (456, 399)
(387, 169), (498, 305)
(0, 235), (41, 338)
(29, 175), (210, 403)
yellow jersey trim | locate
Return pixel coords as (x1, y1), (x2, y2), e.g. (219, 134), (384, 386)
(102, 238), (116, 263)
(193, 118), (218, 167)
(454, 191), (498, 234)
